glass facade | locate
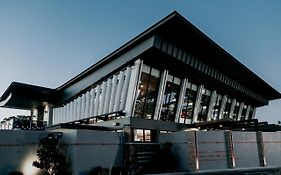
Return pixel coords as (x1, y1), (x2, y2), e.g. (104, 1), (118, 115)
(179, 83), (198, 124)
(211, 95), (222, 120)
(198, 88), (211, 122)
(133, 64), (256, 125)
(134, 65), (160, 119)
(160, 75), (181, 122)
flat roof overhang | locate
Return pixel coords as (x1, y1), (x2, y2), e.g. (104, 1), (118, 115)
(0, 82), (59, 110)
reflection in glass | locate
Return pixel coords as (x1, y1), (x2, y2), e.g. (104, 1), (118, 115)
(211, 95), (222, 120)
(223, 98), (232, 119)
(232, 102), (240, 121)
(134, 65), (160, 119)
(179, 83), (197, 124)
(160, 75), (181, 122)
(198, 88), (211, 122)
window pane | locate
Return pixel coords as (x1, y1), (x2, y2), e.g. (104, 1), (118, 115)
(134, 66), (160, 119)
(179, 83), (197, 124)
(160, 75), (181, 122)
(198, 88), (211, 122)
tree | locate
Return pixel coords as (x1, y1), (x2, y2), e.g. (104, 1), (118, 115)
(33, 133), (69, 175)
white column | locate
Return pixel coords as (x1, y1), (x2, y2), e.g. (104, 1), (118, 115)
(228, 99), (237, 119)
(73, 99), (78, 120)
(192, 85), (204, 123)
(65, 104), (70, 122)
(207, 91), (217, 121)
(109, 75), (118, 113)
(80, 93), (86, 119)
(69, 101), (74, 122)
(77, 96), (82, 120)
(89, 88), (95, 117)
(218, 95), (227, 120)
(57, 107), (62, 123)
(175, 78), (188, 123)
(237, 102), (244, 121)
(124, 60), (142, 117)
(245, 105), (251, 120)
(114, 71), (125, 112)
(99, 81), (107, 115)
(120, 67), (132, 111)
(85, 90), (91, 118)
(104, 78), (112, 114)
(155, 70), (168, 120)
(53, 108), (57, 124)
(94, 85), (101, 116)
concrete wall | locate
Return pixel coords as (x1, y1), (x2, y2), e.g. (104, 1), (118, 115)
(232, 131), (260, 168)
(159, 131), (197, 172)
(56, 129), (122, 175)
(263, 132), (281, 167)
(159, 130), (281, 173)
(0, 130), (47, 175)
(0, 129), (121, 175)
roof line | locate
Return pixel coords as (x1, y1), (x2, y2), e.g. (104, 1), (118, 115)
(56, 11), (180, 91)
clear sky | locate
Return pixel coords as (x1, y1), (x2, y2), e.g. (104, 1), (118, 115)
(0, 0), (280, 123)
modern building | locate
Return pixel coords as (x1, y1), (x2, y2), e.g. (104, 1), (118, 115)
(0, 11), (281, 174)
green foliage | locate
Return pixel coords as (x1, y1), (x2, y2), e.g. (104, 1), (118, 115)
(33, 134), (68, 175)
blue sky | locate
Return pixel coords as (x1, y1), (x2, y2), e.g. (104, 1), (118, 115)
(0, 0), (280, 123)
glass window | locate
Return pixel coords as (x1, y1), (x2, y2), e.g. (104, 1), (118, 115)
(160, 75), (181, 122)
(223, 98), (232, 119)
(211, 94), (222, 120)
(198, 88), (211, 122)
(248, 107), (255, 120)
(179, 82), (198, 124)
(240, 105), (247, 121)
(134, 65), (160, 119)
(232, 101), (240, 121)
(134, 129), (151, 142)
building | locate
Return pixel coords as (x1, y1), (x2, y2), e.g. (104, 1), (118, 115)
(0, 11), (281, 174)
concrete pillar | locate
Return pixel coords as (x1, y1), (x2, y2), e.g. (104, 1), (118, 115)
(207, 91), (217, 121)
(192, 85), (203, 123)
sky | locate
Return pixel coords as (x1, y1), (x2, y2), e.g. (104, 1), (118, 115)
(0, 0), (280, 123)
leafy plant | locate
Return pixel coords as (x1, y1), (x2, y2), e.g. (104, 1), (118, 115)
(33, 133), (69, 175)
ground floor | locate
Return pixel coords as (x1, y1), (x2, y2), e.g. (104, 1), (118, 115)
(1, 127), (281, 175)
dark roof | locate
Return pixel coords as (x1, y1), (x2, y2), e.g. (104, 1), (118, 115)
(56, 11), (281, 101)
(0, 82), (59, 109)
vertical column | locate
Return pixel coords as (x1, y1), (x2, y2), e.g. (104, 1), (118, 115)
(237, 102), (244, 121)
(85, 90), (91, 119)
(206, 90), (217, 121)
(256, 132), (267, 167)
(114, 71), (125, 112)
(175, 78), (188, 123)
(228, 99), (237, 119)
(225, 131), (236, 168)
(218, 95), (227, 120)
(53, 108), (57, 124)
(81, 93), (86, 119)
(245, 105), (251, 120)
(65, 104), (70, 122)
(109, 75), (118, 113)
(69, 101), (74, 122)
(94, 85), (101, 116)
(192, 85), (204, 123)
(120, 67), (132, 111)
(98, 81), (107, 115)
(89, 88), (95, 117)
(77, 96), (82, 120)
(104, 78), (112, 114)
(154, 70), (168, 120)
(125, 60), (142, 117)
(73, 98), (78, 120)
